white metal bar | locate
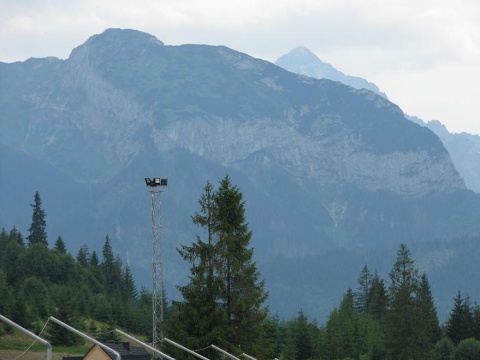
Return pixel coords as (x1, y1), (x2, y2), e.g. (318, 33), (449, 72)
(49, 316), (121, 360)
(114, 328), (175, 360)
(210, 344), (241, 360)
(0, 314), (52, 360)
(242, 353), (257, 360)
(163, 337), (210, 360)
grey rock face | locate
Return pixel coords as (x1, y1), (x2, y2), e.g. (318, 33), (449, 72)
(4, 34), (465, 196)
(164, 114), (464, 197)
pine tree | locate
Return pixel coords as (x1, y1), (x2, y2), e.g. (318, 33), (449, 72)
(122, 265), (138, 302)
(367, 274), (388, 321)
(446, 291), (475, 345)
(8, 227), (24, 247)
(102, 235), (115, 289)
(262, 315), (284, 358)
(54, 236), (67, 253)
(283, 311), (316, 360)
(385, 243), (420, 360)
(89, 250), (100, 267)
(0, 270), (13, 317)
(134, 287), (153, 338)
(416, 272), (441, 347)
(473, 304), (480, 342)
(172, 176), (269, 358)
(0, 229), (8, 267)
(27, 191), (48, 247)
(325, 289), (365, 359)
(355, 264), (373, 314)
(2, 234), (24, 285)
(213, 175), (269, 355)
(76, 244), (90, 266)
(172, 181), (228, 359)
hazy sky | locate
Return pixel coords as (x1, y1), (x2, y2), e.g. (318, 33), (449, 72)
(1, 0), (479, 134)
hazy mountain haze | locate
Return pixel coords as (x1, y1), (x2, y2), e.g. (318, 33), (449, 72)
(2, 29), (480, 321)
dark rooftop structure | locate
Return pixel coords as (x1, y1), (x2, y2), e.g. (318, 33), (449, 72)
(63, 341), (150, 360)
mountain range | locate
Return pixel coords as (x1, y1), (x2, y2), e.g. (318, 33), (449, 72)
(1, 28), (480, 321)
(275, 46), (480, 194)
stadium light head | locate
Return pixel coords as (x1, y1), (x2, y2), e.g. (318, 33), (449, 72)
(145, 178), (168, 187)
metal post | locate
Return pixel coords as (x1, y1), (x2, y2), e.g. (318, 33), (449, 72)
(241, 353), (257, 360)
(114, 328), (175, 360)
(49, 316), (121, 360)
(0, 314), (52, 360)
(145, 177), (167, 351)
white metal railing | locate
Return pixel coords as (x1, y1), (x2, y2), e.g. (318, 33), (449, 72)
(210, 344), (241, 360)
(0, 314), (52, 360)
(163, 337), (210, 360)
(49, 316), (121, 360)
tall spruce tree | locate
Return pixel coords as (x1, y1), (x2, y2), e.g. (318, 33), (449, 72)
(283, 311), (316, 360)
(172, 176), (269, 358)
(101, 235), (115, 289)
(122, 265), (138, 302)
(416, 272), (441, 346)
(27, 191), (48, 247)
(213, 175), (269, 355)
(446, 291), (475, 345)
(54, 236), (67, 253)
(367, 273), (388, 321)
(325, 290), (358, 359)
(385, 243), (420, 360)
(76, 244), (90, 266)
(355, 264), (373, 314)
(171, 181), (228, 359)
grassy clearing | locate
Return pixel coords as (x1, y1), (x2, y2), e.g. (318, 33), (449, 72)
(0, 332), (89, 360)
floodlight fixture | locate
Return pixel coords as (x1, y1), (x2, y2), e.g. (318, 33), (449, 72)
(145, 177), (168, 187)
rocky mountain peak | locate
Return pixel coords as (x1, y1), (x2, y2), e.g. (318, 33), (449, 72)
(277, 46), (322, 64)
(276, 46), (385, 97)
(69, 28), (164, 63)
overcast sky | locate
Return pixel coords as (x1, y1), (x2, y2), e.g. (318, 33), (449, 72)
(1, 0), (479, 134)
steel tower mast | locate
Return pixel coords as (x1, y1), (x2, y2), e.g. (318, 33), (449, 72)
(145, 177), (168, 352)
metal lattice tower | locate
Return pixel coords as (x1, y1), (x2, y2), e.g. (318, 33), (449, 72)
(145, 177), (168, 352)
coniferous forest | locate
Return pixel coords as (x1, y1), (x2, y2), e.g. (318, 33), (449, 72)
(2, 178), (480, 359)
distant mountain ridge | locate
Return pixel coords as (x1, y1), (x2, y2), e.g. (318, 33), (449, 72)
(415, 117), (480, 194)
(2, 28), (480, 321)
(276, 46), (480, 194)
(276, 46), (387, 97)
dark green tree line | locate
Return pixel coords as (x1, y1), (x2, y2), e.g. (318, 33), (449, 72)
(4, 192), (480, 359)
(0, 192), (154, 344)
